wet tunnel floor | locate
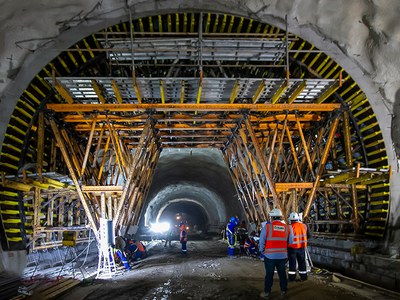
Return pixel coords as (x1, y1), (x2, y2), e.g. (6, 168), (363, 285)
(58, 240), (371, 300)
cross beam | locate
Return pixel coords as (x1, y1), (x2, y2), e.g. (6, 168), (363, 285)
(47, 103), (341, 112)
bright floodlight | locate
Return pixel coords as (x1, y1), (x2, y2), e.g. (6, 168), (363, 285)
(150, 222), (170, 233)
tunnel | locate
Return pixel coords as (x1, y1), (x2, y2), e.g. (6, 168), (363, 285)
(143, 148), (240, 233)
(0, 1), (400, 298)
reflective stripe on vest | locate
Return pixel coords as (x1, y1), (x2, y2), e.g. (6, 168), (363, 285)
(288, 222), (307, 248)
(264, 220), (288, 255)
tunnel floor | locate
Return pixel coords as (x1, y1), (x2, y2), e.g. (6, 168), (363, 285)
(50, 239), (388, 300)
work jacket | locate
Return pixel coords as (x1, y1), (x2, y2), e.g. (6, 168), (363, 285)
(180, 230), (187, 242)
(261, 220), (289, 259)
(288, 222), (308, 249)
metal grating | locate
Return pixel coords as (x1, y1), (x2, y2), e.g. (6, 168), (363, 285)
(98, 38), (290, 63)
(46, 77), (338, 104)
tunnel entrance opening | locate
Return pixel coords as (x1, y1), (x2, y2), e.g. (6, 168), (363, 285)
(158, 199), (209, 234)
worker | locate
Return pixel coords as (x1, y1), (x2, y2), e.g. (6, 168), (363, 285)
(164, 227), (174, 247)
(288, 212), (308, 281)
(179, 222), (188, 254)
(225, 216), (239, 257)
(258, 208), (289, 299)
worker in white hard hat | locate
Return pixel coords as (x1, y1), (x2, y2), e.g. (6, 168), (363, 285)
(288, 212), (309, 281)
(258, 208), (289, 299)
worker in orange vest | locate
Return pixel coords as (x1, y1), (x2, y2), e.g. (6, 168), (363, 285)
(180, 222), (188, 254)
(258, 208), (289, 299)
(288, 212), (308, 281)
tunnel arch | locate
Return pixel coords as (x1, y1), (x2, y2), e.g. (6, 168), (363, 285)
(143, 148), (240, 233)
(156, 198), (212, 232)
(0, 2), (398, 257)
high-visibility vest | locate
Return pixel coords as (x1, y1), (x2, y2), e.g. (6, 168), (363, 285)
(264, 220), (289, 257)
(180, 230), (187, 242)
(136, 241), (145, 252)
(288, 222), (307, 249)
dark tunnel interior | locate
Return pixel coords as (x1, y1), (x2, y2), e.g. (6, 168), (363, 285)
(141, 148), (244, 233)
(158, 201), (209, 232)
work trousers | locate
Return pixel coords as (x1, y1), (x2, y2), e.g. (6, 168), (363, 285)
(263, 257), (287, 293)
(181, 241), (187, 254)
(288, 247), (307, 281)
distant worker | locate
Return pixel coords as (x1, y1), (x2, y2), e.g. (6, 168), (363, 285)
(179, 222), (188, 254)
(226, 216), (239, 257)
(164, 227), (174, 247)
(259, 208), (289, 299)
(239, 220), (247, 230)
(288, 212), (309, 281)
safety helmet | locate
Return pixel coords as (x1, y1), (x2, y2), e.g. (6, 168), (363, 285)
(289, 212), (300, 221)
(269, 208), (283, 217)
(230, 217), (236, 223)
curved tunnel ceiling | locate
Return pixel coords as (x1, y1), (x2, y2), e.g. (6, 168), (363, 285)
(158, 200), (209, 232)
(0, 11), (393, 251)
(143, 149), (240, 232)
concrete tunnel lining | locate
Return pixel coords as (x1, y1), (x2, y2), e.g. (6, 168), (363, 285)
(0, 1), (399, 287)
(1, 3), (399, 242)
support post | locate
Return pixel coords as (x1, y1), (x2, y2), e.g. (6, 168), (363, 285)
(244, 118), (280, 208)
(303, 116), (340, 219)
(49, 119), (99, 239)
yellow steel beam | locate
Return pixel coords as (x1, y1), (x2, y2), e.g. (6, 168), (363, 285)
(275, 182), (313, 192)
(158, 15), (163, 33)
(92, 79), (106, 104)
(190, 12), (195, 32)
(160, 79), (166, 104)
(37, 111), (45, 180)
(196, 78), (203, 105)
(54, 80), (74, 104)
(62, 113), (321, 123)
(271, 81), (288, 104)
(180, 80), (185, 103)
(252, 81), (266, 104)
(132, 71), (142, 103)
(111, 80), (123, 104)
(167, 14), (172, 32)
(175, 13), (180, 32)
(81, 115), (97, 176)
(98, 136), (111, 182)
(244, 118), (280, 208)
(47, 103), (341, 112)
(295, 115), (314, 177)
(183, 13), (188, 32)
(82, 185), (123, 192)
(287, 80), (306, 104)
(49, 119), (99, 238)
(303, 117), (340, 219)
(230, 80), (240, 104)
(316, 81), (340, 103)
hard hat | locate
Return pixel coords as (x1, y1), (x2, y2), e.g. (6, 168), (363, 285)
(230, 217), (237, 223)
(269, 208), (283, 217)
(289, 212), (300, 221)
